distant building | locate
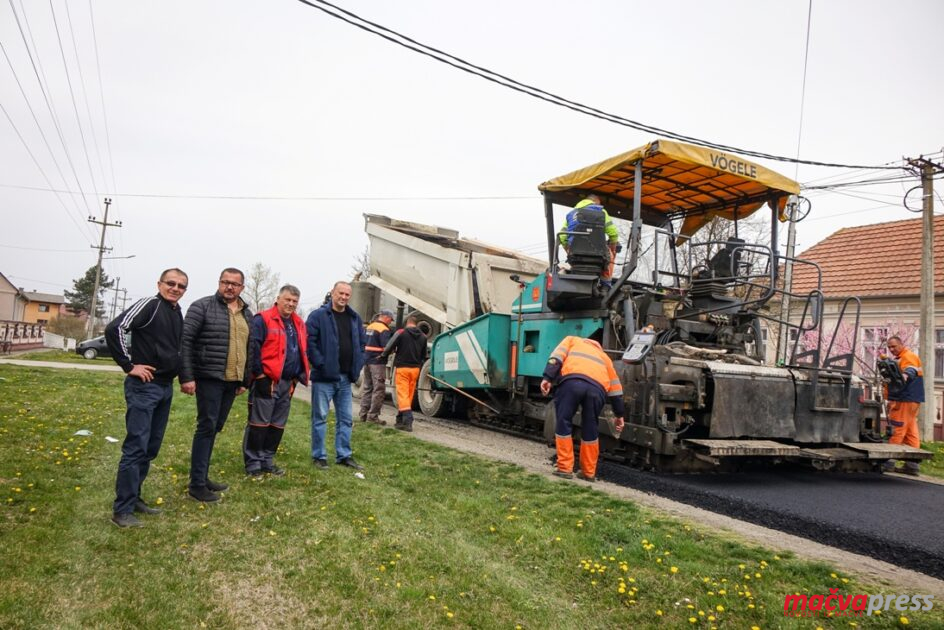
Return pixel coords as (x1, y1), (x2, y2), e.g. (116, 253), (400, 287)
(790, 215), (943, 439)
(0, 272), (27, 321)
(21, 291), (66, 325)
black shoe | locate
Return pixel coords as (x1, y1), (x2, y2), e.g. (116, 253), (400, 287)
(133, 500), (161, 515)
(902, 465), (920, 477)
(111, 512), (143, 528)
(206, 479), (229, 492)
(188, 486), (220, 502)
(395, 424), (413, 432)
(313, 458), (329, 469)
(577, 472), (597, 483)
(262, 466), (285, 476)
(552, 470), (574, 480)
(247, 469), (264, 478)
(337, 457), (364, 470)
(367, 417), (387, 426)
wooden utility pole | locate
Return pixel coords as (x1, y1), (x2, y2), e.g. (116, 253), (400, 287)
(907, 158), (940, 442)
(86, 198), (121, 337)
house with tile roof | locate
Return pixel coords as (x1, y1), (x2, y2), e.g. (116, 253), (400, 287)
(789, 215), (943, 439)
(20, 290), (66, 325)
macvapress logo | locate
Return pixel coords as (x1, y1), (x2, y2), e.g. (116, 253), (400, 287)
(783, 589), (934, 618)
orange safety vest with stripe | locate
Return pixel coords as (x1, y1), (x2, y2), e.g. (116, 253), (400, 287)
(544, 336), (624, 414)
(887, 347), (925, 403)
(364, 321), (393, 365)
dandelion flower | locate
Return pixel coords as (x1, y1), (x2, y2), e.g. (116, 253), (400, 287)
(670, 566), (678, 574)
(689, 617), (697, 624)
(656, 610), (663, 617)
(155, 497), (164, 505)
(446, 612), (454, 619)
(900, 617), (909, 625)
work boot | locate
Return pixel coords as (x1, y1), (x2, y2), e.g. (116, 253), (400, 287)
(552, 470), (574, 480)
(902, 463), (920, 477)
(133, 500), (161, 515)
(338, 457), (364, 470)
(206, 479), (229, 492)
(577, 472), (597, 483)
(313, 459), (329, 470)
(111, 512), (143, 528)
(394, 412), (403, 428)
(263, 465), (286, 476)
(188, 486), (220, 503)
(367, 416), (387, 426)
(881, 461), (897, 473)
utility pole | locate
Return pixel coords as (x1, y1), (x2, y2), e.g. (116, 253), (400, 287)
(86, 198), (121, 337)
(108, 277), (121, 320)
(906, 157), (940, 442)
(777, 196), (799, 365)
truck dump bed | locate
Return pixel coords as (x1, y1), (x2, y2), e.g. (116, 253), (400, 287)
(364, 214), (547, 328)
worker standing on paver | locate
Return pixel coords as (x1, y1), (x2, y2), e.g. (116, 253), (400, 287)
(883, 335), (925, 476)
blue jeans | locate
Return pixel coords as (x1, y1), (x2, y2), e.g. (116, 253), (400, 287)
(310, 376), (353, 462)
(114, 378), (174, 514)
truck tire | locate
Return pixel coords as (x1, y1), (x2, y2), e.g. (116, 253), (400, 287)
(417, 359), (447, 417)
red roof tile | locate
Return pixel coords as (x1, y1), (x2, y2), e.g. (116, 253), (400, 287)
(792, 215), (944, 297)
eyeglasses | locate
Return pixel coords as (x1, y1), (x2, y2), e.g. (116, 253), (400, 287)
(220, 280), (243, 288)
(161, 280), (188, 290)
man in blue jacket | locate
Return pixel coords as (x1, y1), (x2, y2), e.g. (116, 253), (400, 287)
(306, 281), (367, 470)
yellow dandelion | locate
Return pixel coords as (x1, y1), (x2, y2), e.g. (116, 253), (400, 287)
(688, 617), (697, 624)
(446, 612), (454, 619)
(716, 604), (724, 612)
(429, 595), (436, 601)
(29, 507), (36, 513)
(900, 617), (909, 625)
(656, 610), (663, 617)
(155, 497), (164, 505)
(74, 486), (81, 491)
(670, 566), (679, 574)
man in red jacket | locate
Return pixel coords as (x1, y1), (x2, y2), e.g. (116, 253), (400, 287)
(243, 285), (309, 476)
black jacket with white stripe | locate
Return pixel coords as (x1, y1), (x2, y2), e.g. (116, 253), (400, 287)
(105, 294), (184, 383)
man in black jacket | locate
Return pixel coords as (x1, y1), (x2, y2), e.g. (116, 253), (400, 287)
(105, 268), (187, 528)
(380, 315), (428, 432)
(179, 268), (253, 502)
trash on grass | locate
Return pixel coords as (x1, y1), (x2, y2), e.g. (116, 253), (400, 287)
(105, 436), (119, 443)
(74, 429), (92, 436)
(354, 472), (365, 480)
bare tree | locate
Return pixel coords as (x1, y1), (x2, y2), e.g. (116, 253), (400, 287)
(243, 262), (280, 312)
(351, 245), (371, 281)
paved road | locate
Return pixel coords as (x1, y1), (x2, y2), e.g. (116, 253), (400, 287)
(600, 464), (944, 579)
(0, 358), (122, 372)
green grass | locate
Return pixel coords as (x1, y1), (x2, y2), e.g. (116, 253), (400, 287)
(920, 441), (944, 480)
(1, 364), (942, 629)
(12, 349), (112, 364)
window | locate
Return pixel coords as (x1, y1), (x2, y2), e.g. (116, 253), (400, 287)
(935, 328), (944, 381)
(861, 326), (889, 375)
(38, 304), (49, 313)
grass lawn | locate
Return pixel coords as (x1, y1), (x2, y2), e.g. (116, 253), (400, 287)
(1, 364), (941, 629)
(919, 441), (944, 480)
(12, 349), (112, 364)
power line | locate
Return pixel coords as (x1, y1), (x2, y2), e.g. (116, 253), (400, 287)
(49, 0), (100, 199)
(87, 0), (116, 197)
(8, 0), (96, 225)
(0, 243), (90, 252)
(0, 100), (91, 241)
(792, 0), (813, 182)
(0, 36), (90, 240)
(64, 0), (108, 194)
(296, 0), (902, 171)
(0, 182), (538, 201)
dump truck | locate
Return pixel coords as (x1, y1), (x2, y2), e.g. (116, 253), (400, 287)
(413, 139), (932, 472)
(354, 214), (547, 415)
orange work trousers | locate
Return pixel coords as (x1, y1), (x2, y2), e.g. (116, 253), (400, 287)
(887, 400), (921, 448)
(395, 367), (420, 412)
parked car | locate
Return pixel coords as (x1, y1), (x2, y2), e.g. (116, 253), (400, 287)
(76, 335), (111, 360)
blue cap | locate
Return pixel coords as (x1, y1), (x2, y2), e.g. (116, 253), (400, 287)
(378, 309), (395, 319)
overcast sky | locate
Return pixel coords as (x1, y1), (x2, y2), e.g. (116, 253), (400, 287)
(1, 0), (941, 314)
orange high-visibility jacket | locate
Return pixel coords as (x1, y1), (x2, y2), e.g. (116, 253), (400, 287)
(546, 336), (623, 397)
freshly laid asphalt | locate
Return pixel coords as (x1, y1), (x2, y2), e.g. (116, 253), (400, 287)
(599, 464), (944, 579)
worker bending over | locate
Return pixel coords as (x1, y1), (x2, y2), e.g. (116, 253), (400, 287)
(541, 336), (625, 481)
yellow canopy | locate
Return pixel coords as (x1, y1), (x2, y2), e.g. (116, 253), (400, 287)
(539, 139), (800, 238)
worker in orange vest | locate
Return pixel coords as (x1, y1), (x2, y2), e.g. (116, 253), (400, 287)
(883, 335), (924, 476)
(540, 336), (625, 481)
